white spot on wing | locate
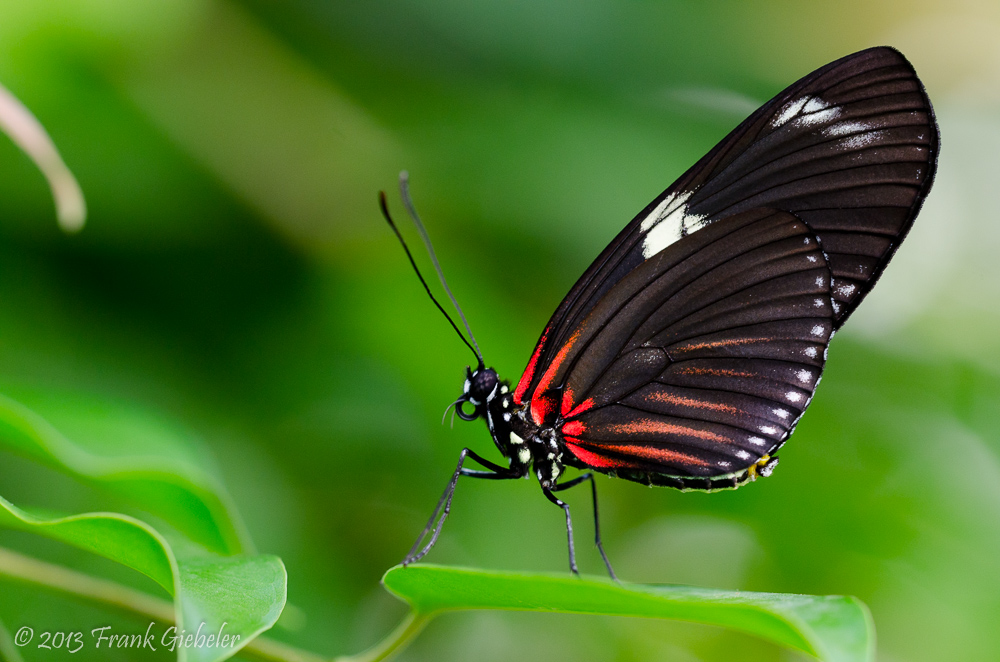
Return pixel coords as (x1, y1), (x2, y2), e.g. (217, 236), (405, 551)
(736, 450), (751, 460)
(759, 425), (778, 435)
(773, 408), (790, 420)
(803, 97), (829, 113)
(811, 325), (825, 336)
(640, 191), (708, 259)
(796, 106), (842, 127)
(842, 130), (886, 150)
(824, 120), (870, 137)
(837, 283), (856, 297)
(772, 96), (810, 127)
(813, 298), (824, 308)
(796, 369), (812, 383)
(804, 346), (818, 359)
(807, 255), (818, 263)
(786, 391), (803, 403)
(718, 460), (732, 468)
(815, 275), (826, 287)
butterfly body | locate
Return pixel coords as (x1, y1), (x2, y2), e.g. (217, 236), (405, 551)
(395, 46), (938, 576)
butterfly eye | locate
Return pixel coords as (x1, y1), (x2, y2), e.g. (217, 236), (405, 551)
(455, 399), (479, 422)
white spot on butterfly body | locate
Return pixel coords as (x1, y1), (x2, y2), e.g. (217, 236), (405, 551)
(736, 450), (752, 460)
(518, 447), (531, 464)
(773, 408), (790, 420)
(759, 425), (779, 435)
(463, 379), (471, 394)
(640, 190), (708, 259)
(749, 436), (767, 446)
(786, 391), (803, 403)
(509, 432), (524, 445)
(500, 385), (509, 394)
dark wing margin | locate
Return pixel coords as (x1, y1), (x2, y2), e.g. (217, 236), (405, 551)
(514, 46), (938, 408)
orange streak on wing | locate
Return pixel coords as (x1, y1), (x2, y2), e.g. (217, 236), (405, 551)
(562, 420), (585, 436)
(678, 337), (763, 351)
(646, 391), (741, 415)
(611, 420), (732, 444)
(675, 367), (756, 378)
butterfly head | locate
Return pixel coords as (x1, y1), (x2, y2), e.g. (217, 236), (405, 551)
(456, 366), (498, 421)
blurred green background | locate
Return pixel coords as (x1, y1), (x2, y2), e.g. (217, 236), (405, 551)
(1, 1), (999, 660)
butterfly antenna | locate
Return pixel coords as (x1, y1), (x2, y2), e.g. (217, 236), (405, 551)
(398, 171), (485, 369)
(379, 191), (483, 367)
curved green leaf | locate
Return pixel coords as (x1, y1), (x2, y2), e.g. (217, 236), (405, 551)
(0, 391), (251, 555)
(0, 495), (285, 662)
(383, 565), (874, 662)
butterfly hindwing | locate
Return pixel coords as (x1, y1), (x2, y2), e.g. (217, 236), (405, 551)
(537, 208), (834, 479)
(514, 47), (937, 418)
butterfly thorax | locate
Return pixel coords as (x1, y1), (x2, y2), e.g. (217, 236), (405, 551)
(458, 367), (566, 486)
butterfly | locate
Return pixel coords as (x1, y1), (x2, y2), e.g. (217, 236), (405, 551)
(382, 46), (938, 578)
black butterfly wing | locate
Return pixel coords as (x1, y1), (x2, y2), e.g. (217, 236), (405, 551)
(514, 47), (938, 420)
(531, 207), (834, 481)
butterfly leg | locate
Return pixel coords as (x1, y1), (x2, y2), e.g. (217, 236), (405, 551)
(551, 473), (617, 580)
(402, 448), (519, 567)
(541, 487), (580, 576)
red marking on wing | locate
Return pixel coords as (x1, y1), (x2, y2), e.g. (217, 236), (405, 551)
(565, 440), (711, 469)
(610, 420), (732, 444)
(531, 395), (556, 426)
(530, 329), (581, 425)
(562, 420), (586, 437)
(646, 392), (741, 416)
(535, 329), (580, 394)
(564, 397), (595, 420)
(514, 327), (549, 406)
(559, 388), (573, 418)
(560, 388), (575, 417)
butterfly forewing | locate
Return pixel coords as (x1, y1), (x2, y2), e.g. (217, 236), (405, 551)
(514, 47), (937, 418)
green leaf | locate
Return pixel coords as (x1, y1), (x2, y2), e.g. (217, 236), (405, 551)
(0, 494), (285, 662)
(0, 615), (26, 662)
(383, 565), (874, 662)
(0, 390), (251, 555)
